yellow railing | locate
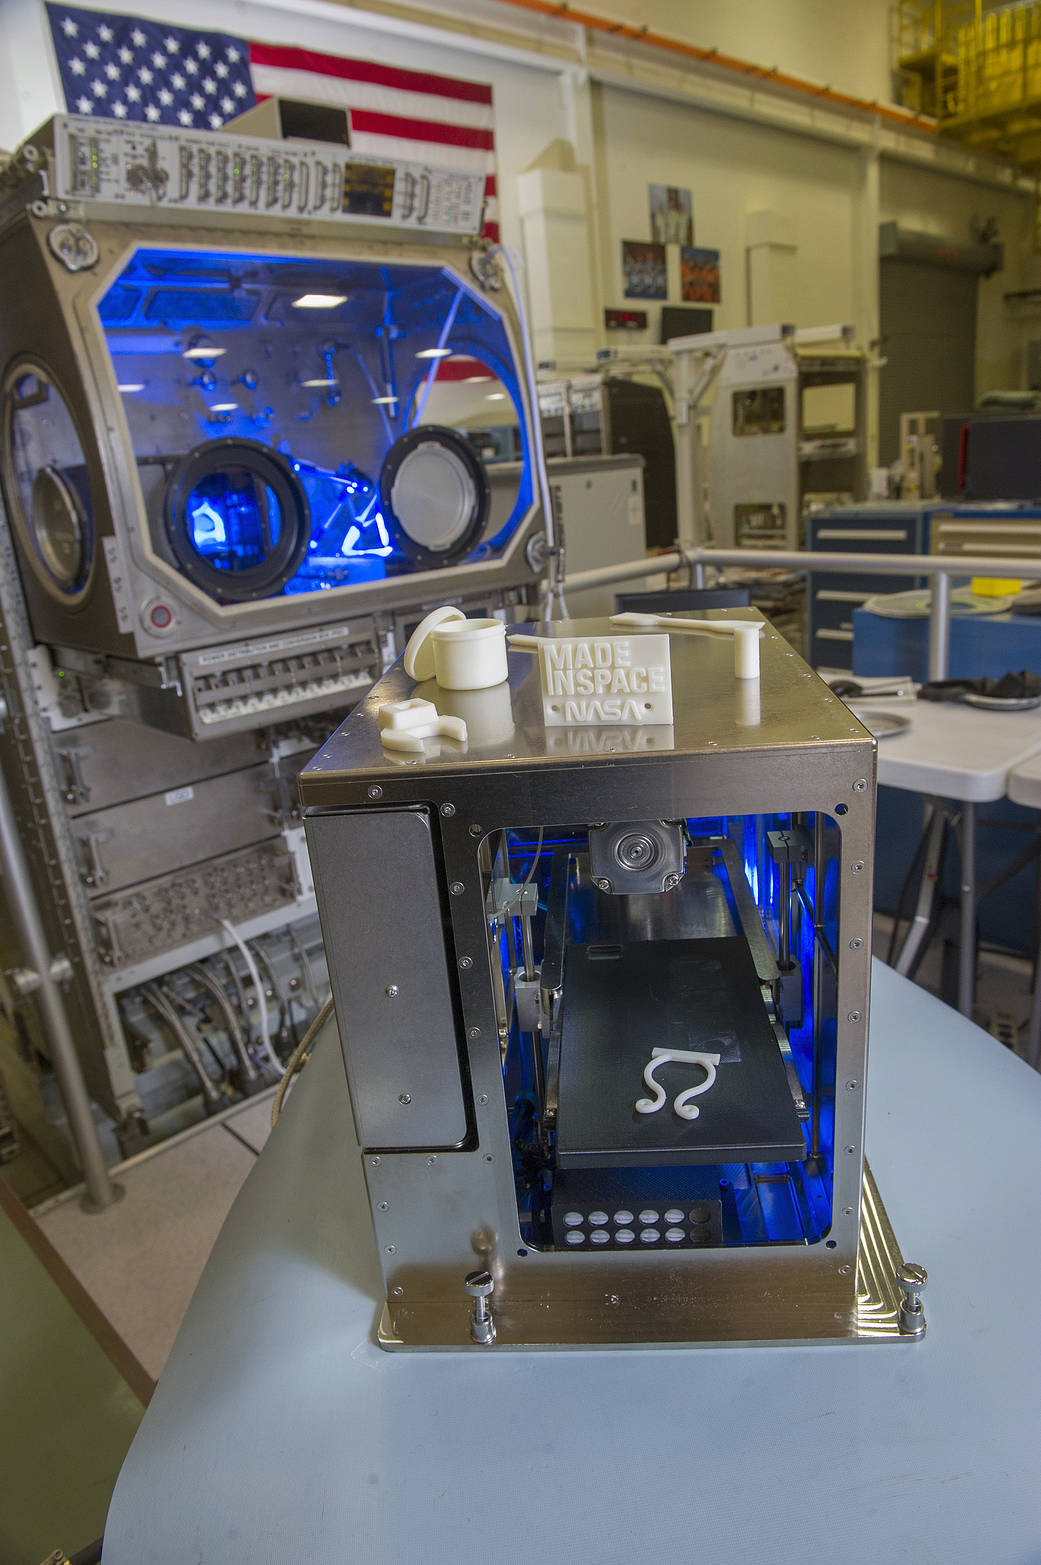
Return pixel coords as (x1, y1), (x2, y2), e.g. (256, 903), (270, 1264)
(896, 1), (1041, 156)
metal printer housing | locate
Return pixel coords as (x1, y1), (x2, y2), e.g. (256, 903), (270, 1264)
(301, 613), (918, 1349)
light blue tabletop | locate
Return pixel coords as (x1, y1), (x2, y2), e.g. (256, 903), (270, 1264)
(102, 963), (1041, 1565)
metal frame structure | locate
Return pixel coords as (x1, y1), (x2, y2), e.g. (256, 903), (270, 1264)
(562, 542), (1041, 681)
(0, 111), (550, 1196)
(670, 324), (868, 554)
(300, 614), (928, 1350)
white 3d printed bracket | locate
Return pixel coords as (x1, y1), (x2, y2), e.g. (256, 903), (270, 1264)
(377, 697), (468, 753)
(635, 1046), (722, 1121)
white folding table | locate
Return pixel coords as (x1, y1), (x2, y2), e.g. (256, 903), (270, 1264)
(865, 696), (1041, 1013)
(100, 964), (1041, 1565)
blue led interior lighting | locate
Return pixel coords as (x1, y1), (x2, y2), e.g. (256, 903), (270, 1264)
(498, 821), (840, 1252)
(186, 476), (282, 571)
(100, 246), (536, 598)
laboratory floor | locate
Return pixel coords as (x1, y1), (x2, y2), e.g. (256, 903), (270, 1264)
(0, 1171), (149, 1563)
(873, 913), (1036, 1056)
(28, 1091), (274, 1382)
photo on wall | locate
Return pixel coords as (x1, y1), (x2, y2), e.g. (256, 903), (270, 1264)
(622, 240), (668, 300)
(680, 246), (721, 303)
(649, 185), (694, 246)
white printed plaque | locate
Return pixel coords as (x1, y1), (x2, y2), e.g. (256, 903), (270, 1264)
(529, 633), (673, 727)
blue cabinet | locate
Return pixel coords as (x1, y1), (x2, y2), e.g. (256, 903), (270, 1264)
(807, 501), (1041, 670)
(805, 503), (930, 670)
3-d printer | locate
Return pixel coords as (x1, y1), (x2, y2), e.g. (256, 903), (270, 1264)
(302, 610), (927, 1348)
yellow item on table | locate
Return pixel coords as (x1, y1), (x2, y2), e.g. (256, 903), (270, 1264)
(971, 577), (1022, 598)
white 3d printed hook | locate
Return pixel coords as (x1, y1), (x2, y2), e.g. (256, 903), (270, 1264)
(635, 1046), (722, 1121)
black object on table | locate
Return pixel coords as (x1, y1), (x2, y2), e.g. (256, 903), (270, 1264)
(554, 936), (805, 1169)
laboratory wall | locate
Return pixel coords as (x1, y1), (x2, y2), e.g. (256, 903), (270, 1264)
(880, 159), (1035, 393)
(0, 0), (1033, 396)
(590, 83), (864, 345)
(537, 0), (898, 103)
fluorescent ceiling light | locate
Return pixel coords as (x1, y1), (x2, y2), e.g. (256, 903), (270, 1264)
(372, 395), (398, 405)
(464, 375), (490, 383)
(209, 402), (239, 412)
(117, 383), (145, 393)
(486, 392), (506, 401)
(292, 293), (347, 309)
(300, 377), (339, 388)
(415, 347), (452, 359)
(182, 335), (225, 360)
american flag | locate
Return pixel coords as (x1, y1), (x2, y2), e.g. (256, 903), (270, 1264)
(45, 4), (498, 239)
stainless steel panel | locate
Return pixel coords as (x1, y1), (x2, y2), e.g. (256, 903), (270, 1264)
(54, 718), (261, 815)
(374, 1164), (913, 1349)
(307, 807), (468, 1150)
(301, 613), (871, 789)
(72, 762), (278, 895)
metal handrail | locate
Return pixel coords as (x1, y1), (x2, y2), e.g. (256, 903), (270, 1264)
(562, 546), (1041, 679)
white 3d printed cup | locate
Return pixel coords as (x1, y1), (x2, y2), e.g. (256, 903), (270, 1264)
(404, 605), (509, 691)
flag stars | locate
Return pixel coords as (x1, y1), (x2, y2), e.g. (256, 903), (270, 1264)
(53, 19), (257, 128)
